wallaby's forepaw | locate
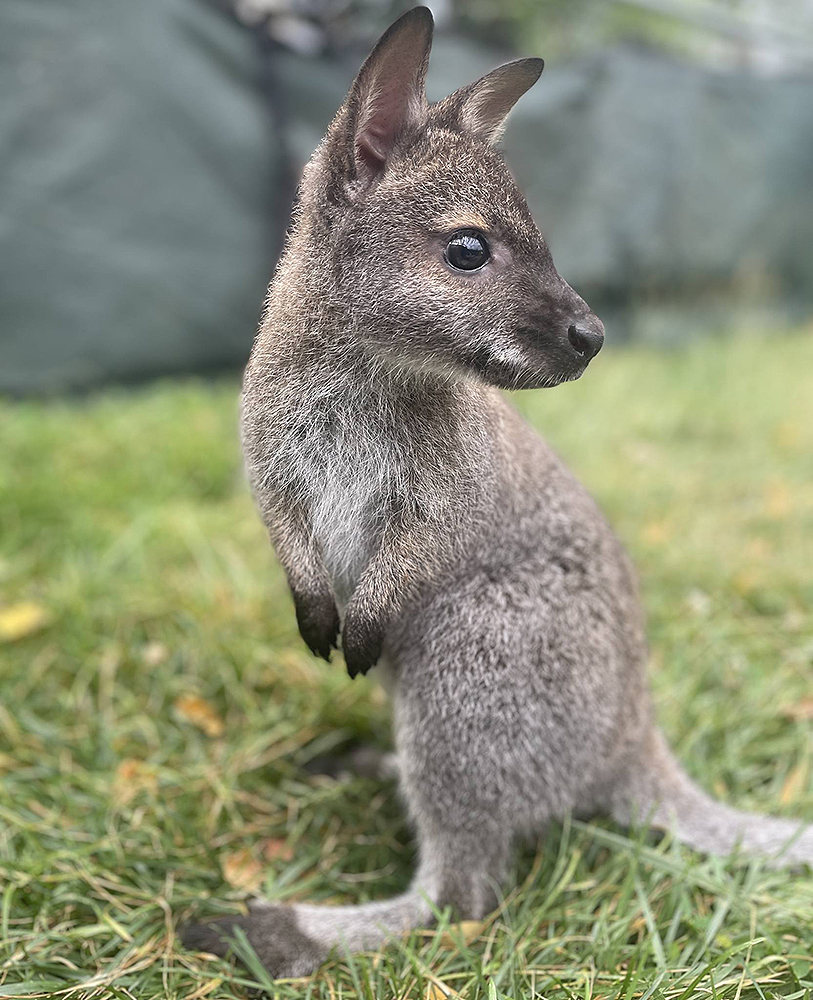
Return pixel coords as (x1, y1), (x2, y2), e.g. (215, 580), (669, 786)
(180, 905), (327, 980)
(294, 591), (340, 662)
(341, 613), (385, 678)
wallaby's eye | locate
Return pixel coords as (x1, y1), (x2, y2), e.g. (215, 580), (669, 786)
(444, 231), (490, 272)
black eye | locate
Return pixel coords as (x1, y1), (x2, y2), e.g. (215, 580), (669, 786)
(444, 231), (490, 272)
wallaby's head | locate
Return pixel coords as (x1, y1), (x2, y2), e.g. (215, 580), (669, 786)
(298, 6), (604, 390)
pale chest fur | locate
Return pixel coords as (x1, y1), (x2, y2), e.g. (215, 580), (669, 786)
(304, 426), (396, 608)
(268, 384), (405, 609)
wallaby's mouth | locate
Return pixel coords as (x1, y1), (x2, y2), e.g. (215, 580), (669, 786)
(461, 312), (604, 391)
(512, 323), (602, 389)
(464, 341), (591, 392)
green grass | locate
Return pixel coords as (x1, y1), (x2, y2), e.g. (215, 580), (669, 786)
(1, 330), (812, 999)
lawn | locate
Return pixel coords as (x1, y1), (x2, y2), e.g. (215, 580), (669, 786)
(1, 330), (812, 999)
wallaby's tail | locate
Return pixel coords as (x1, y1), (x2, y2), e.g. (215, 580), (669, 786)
(612, 727), (813, 866)
(182, 888), (434, 980)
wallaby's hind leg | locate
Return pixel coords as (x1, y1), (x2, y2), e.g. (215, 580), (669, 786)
(182, 822), (510, 978)
(181, 707), (513, 979)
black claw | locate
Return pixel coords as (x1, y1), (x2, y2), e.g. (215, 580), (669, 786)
(344, 649), (377, 679)
(340, 609), (386, 678)
(309, 640), (332, 662)
(294, 594), (340, 664)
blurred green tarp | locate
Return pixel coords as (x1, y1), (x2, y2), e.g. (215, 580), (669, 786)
(1, 0), (812, 394)
(0, 0), (286, 394)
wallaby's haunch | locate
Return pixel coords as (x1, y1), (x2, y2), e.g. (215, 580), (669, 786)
(182, 7), (812, 978)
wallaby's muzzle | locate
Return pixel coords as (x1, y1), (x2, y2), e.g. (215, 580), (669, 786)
(497, 280), (606, 389)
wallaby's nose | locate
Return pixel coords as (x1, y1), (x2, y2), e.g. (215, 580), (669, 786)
(567, 321), (604, 361)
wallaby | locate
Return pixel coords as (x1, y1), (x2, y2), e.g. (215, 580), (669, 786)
(182, 7), (813, 979)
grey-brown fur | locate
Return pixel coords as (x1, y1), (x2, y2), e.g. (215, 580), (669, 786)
(182, 8), (813, 978)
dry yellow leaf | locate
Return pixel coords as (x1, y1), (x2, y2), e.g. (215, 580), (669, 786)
(745, 537), (771, 560)
(784, 697), (813, 721)
(732, 568), (760, 595)
(262, 837), (294, 862)
(221, 848), (264, 891)
(112, 759), (157, 806)
(436, 920), (484, 949)
(174, 694), (224, 737)
(765, 480), (792, 518)
(0, 602), (48, 642)
(424, 977), (459, 999)
(779, 761), (808, 805)
(642, 520), (670, 545)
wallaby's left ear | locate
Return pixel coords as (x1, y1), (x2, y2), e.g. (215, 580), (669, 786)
(439, 58), (544, 146)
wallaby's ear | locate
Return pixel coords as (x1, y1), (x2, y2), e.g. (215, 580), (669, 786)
(439, 58), (544, 146)
(344, 6), (434, 187)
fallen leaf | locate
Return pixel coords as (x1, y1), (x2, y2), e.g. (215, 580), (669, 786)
(745, 537), (771, 560)
(436, 920), (484, 949)
(424, 976), (459, 999)
(642, 520), (670, 545)
(112, 759), (157, 806)
(262, 838), (294, 862)
(0, 602), (48, 642)
(765, 480), (792, 518)
(783, 697), (813, 721)
(221, 849), (264, 891)
(779, 761), (808, 805)
(732, 568), (760, 595)
(174, 694), (224, 737)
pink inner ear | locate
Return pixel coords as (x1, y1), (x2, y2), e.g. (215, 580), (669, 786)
(355, 72), (415, 179)
(356, 126), (388, 174)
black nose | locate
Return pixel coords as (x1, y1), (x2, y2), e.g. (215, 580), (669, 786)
(568, 323), (604, 361)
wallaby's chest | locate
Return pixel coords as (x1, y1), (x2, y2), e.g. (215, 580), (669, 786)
(282, 402), (403, 606)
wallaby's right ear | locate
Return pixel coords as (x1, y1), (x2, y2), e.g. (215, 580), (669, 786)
(437, 58), (544, 146)
(330, 7), (434, 192)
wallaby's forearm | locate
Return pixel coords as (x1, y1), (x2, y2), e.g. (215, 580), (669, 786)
(342, 512), (452, 676)
(265, 504), (339, 661)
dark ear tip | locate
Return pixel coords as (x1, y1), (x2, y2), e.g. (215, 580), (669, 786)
(405, 6), (434, 26)
(518, 56), (545, 81)
(372, 4), (434, 56)
(394, 5), (435, 40)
